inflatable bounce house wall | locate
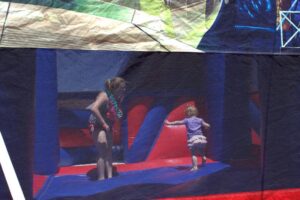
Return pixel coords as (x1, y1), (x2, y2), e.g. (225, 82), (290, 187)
(0, 50), (268, 200)
(3, 49), (300, 200)
(2, 0), (300, 199)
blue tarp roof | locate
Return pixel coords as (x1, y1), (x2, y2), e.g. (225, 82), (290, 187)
(57, 50), (134, 93)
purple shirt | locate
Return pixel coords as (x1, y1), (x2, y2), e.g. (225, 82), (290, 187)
(183, 116), (204, 138)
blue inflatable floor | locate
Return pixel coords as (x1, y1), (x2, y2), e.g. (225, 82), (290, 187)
(36, 162), (229, 200)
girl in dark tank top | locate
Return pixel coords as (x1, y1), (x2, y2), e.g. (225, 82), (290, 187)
(88, 77), (126, 180)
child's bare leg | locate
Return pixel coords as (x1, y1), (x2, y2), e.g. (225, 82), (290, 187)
(191, 155), (198, 170)
(201, 156), (206, 166)
(105, 158), (112, 178)
(106, 143), (113, 178)
(190, 146), (198, 171)
(94, 130), (108, 180)
(97, 154), (106, 180)
(199, 146), (206, 166)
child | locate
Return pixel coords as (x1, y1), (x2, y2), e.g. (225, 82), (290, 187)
(165, 105), (210, 171)
(88, 77), (126, 180)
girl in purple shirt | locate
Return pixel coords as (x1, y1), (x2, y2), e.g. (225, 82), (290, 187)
(165, 105), (210, 171)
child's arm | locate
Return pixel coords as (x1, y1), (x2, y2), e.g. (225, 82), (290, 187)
(165, 119), (185, 126)
(202, 120), (211, 130)
(89, 92), (110, 131)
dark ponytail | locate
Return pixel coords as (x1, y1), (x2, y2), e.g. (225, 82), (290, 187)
(105, 79), (112, 91)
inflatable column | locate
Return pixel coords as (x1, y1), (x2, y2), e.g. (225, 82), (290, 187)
(204, 53), (225, 161)
(205, 54), (253, 161)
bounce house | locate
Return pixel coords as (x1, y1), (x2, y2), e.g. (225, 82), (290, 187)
(1, 0), (300, 200)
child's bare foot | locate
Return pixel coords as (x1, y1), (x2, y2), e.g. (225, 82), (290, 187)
(190, 167), (198, 171)
(97, 176), (105, 181)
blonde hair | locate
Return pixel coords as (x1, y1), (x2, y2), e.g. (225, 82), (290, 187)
(185, 105), (198, 117)
(105, 77), (126, 93)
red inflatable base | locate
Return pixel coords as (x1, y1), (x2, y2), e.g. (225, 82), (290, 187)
(158, 188), (300, 200)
